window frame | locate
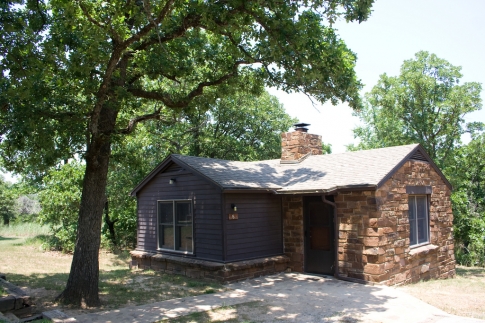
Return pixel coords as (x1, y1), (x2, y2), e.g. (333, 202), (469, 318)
(157, 199), (194, 255)
(408, 194), (430, 248)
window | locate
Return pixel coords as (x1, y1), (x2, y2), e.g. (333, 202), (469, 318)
(158, 200), (193, 253)
(408, 195), (429, 246)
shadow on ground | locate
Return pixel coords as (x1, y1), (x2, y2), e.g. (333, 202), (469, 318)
(456, 266), (485, 278)
(225, 274), (396, 322)
(0, 235), (19, 241)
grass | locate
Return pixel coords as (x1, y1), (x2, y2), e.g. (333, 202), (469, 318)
(0, 285), (7, 297)
(160, 301), (265, 323)
(0, 224), (224, 316)
(0, 223), (49, 238)
(400, 265), (485, 320)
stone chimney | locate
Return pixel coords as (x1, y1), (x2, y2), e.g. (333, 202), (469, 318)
(281, 123), (322, 162)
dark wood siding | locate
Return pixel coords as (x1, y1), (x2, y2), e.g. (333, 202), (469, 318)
(136, 164), (223, 261)
(224, 193), (283, 261)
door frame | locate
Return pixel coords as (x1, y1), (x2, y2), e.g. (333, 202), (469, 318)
(303, 195), (337, 275)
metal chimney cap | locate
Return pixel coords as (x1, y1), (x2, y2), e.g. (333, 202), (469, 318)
(293, 123), (310, 132)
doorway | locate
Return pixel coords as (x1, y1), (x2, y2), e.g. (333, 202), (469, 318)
(304, 196), (335, 275)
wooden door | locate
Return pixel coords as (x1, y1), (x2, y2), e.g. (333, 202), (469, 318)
(304, 197), (335, 275)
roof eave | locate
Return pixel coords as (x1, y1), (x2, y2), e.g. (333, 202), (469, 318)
(376, 144), (453, 190)
(274, 184), (378, 195)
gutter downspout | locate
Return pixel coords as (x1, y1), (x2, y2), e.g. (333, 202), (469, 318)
(321, 195), (338, 278)
(322, 195), (374, 286)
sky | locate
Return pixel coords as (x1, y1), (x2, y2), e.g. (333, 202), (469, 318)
(269, 0), (485, 153)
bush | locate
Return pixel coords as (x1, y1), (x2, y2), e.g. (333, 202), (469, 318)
(452, 191), (485, 267)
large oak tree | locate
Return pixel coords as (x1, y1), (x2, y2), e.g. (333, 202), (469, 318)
(0, 0), (373, 306)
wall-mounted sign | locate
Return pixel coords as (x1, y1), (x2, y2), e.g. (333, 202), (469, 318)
(228, 213), (238, 220)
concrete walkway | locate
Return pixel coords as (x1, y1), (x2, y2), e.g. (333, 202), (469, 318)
(67, 273), (484, 323)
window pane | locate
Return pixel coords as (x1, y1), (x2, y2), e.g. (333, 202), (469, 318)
(409, 197), (417, 221)
(408, 196), (417, 245)
(158, 202), (173, 224)
(161, 225), (174, 249)
(416, 196), (427, 219)
(416, 196), (428, 243)
(177, 226), (193, 252)
(417, 218), (428, 244)
(176, 202), (192, 225)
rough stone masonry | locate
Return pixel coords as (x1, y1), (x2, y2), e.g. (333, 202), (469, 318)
(283, 159), (455, 285)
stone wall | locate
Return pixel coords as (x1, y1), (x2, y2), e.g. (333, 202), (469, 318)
(335, 160), (455, 285)
(334, 190), (377, 280)
(282, 196), (305, 272)
(130, 251), (289, 283)
(281, 131), (322, 161)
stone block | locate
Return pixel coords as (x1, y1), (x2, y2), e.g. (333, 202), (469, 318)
(0, 296), (16, 312)
(364, 263), (385, 275)
(363, 237), (380, 247)
(420, 263), (430, 274)
(151, 260), (167, 271)
(365, 228), (381, 237)
(363, 247), (385, 255)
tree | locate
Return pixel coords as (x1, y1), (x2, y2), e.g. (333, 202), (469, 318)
(1, 0), (373, 305)
(0, 176), (16, 226)
(38, 162), (84, 252)
(350, 51), (482, 169)
(143, 90), (297, 160)
(450, 133), (485, 266)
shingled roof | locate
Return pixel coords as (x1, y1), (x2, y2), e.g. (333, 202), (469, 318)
(131, 144), (451, 196)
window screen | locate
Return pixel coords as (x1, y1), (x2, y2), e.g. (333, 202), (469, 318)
(158, 200), (193, 253)
(408, 195), (429, 246)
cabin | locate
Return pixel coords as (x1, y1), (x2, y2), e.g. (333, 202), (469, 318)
(130, 124), (456, 286)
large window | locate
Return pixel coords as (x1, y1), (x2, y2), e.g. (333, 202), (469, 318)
(408, 195), (429, 246)
(158, 200), (193, 253)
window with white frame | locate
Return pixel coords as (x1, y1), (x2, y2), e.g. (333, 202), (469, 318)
(408, 195), (429, 246)
(158, 200), (193, 253)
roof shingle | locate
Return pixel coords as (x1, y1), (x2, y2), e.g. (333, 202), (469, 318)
(172, 144), (421, 193)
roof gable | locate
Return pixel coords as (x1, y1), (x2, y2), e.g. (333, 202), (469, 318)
(375, 144), (451, 190)
(130, 156), (222, 196)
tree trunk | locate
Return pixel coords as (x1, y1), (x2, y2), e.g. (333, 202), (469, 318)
(104, 200), (118, 246)
(56, 105), (117, 307)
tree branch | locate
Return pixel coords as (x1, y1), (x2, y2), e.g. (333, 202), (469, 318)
(117, 110), (164, 134)
(123, 0), (175, 48)
(134, 13), (201, 52)
(77, 1), (121, 43)
(128, 60), (248, 108)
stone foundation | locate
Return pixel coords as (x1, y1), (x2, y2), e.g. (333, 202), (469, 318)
(130, 251), (290, 283)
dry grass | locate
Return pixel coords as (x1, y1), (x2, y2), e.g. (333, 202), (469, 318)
(0, 230), (224, 317)
(400, 266), (485, 320)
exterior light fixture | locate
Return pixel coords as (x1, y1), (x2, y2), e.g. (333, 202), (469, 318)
(231, 204), (237, 212)
(169, 178), (176, 184)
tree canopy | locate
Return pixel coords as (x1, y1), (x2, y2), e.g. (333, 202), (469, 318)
(350, 51), (482, 169)
(1, 0), (374, 306)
